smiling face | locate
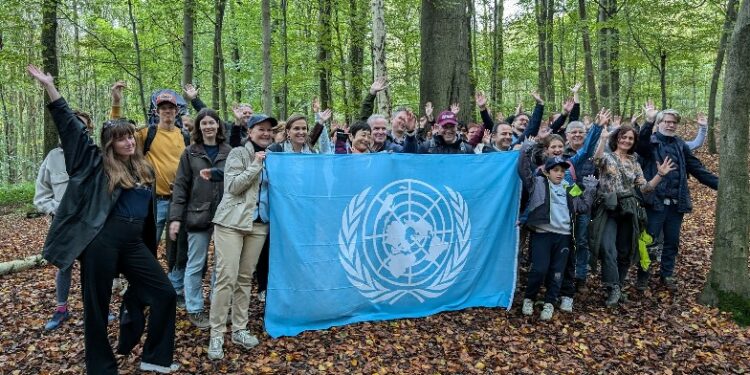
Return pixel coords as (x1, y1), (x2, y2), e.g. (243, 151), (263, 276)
(113, 133), (136, 158)
(616, 129), (636, 153)
(249, 121), (274, 148)
(157, 103), (177, 125)
(350, 129), (372, 153)
(199, 115), (219, 143)
(658, 113), (679, 137)
(391, 111), (407, 133)
(371, 118), (389, 145)
(545, 139), (565, 157)
(567, 128), (586, 150)
(286, 119), (308, 147)
(467, 125), (481, 141)
(441, 123), (458, 144)
(513, 114), (529, 133)
(495, 124), (513, 149)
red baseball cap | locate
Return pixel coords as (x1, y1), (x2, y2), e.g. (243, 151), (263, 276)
(156, 92), (177, 107)
(436, 110), (458, 126)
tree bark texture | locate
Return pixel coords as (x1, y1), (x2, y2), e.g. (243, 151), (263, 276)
(708, 0), (739, 155)
(420, 0), (474, 123)
(659, 49), (667, 109)
(701, 0), (750, 305)
(578, 0), (598, 112)
(349, 0), (365, 123)
(182, 0), (195, 88)
(491, 0), (504, 107)
(41, 0), (59, 156)
(127, 0), (148, 123)
(535, 0), (547, 98)
(545, 0), (555, 104)
(318, 0), (333, 110)
(371, 0), (391, 117)
(281, 0), (289, 119)
(262, 0), (273, 115)
(212, 0), (227, 113)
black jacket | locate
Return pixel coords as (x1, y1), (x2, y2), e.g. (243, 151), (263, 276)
(402, 133), (474, 154)
(636, 122), (718, 213)
(169, 143), (231, 231)
(42, 98), (157, 271)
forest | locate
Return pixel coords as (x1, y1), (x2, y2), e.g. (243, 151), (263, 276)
(0, 0), (739, 182)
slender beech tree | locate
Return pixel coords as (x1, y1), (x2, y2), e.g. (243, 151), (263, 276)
(707, 0), (739, 154)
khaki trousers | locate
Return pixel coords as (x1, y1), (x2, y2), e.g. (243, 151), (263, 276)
(209, 223), (268, 336)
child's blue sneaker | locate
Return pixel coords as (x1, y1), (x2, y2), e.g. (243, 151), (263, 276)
(44, 308), (70, 330)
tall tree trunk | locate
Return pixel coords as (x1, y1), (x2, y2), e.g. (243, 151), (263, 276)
(659, 49), (667, 109)
(700, 0), (750, 307)
(212, 0), (227, 114)
(349, 0), (365, 122)
(708, 0), (739, 155)
(0, 83), (14, 183)
(578, 0), (598, 112)
(535, 0), (547, 97)
(332, 5), (350, 117)
(371, 0), (391, 117)
(261, 0), (273, 115)
(232, 42), (241, 103)
(597, 2), (611, 111)
(281, 0), (289, 119)
(318, 0), (333, 110)
(41, 0), (59, 156)
(420, 0), (474, 123)
(72, 0), (84, 105)
(608, 0), (620, 114)
(545, 0), (555, 104)
(491, 0), (504, 107)
(127, 0), (148, 123)
(182, 0), (195, 87)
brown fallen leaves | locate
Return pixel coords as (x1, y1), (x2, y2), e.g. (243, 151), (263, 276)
(1, 149), (749, 374)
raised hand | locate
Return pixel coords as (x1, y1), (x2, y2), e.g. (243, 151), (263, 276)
(696, 112), (707, 128)
(111, 81), (127, 104)
(369, 77), (388, 95)
(595, 108), (612, 127)
(184, 83), (199, 101)
(537, 127), (552, 140)
(424, 101), (433, 119)
(630, 112), (641, 126)
(515, 102), (523, 115)
(531, 91), (544, 105)
(232, 104), (246, 124)
(319, 108), (332, 123)
(643, 99), (658, 122)
(569, 83), (582, 94)
(27, 65), (54, 87)
(199, 168), (212, 181)
(450, 103), (460, 115)
(562, 97), (574, 114)
(405, 110), (417, 132)
(475, 92), (488, 109)
(612, 115), (622, 127)
(657, 156), (676, 176)
(482, 129), (491, 145)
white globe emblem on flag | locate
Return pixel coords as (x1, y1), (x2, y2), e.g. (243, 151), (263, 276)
(338, 179), (471, 304)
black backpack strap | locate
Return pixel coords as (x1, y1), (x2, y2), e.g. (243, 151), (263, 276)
(143, 125), (158, 155)
(182, 130), (190, 146)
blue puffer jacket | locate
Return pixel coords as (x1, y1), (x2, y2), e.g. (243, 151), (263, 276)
(636, 122), (718, 213)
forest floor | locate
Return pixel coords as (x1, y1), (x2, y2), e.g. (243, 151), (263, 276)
(1, 151), (749, 374)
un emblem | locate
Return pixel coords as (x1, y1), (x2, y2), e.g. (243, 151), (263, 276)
(339, 179), (471, 304)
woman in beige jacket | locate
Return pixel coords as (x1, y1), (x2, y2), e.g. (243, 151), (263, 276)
(207, 113), (277, 360)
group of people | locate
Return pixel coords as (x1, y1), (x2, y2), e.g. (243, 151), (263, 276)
(30, 61), (716, 373)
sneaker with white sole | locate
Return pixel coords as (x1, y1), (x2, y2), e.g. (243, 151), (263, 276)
(188, 312), (210, 329)
(207, 335), (224, 360)
(521, 298), (534, 316)
(560, 297), (574, 313)
(139, 362), (180, 373)
(540, 303), (554, 321)
(231, 329), (260, 349)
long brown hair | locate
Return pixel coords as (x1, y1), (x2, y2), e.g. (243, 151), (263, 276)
(101, 119), (154, 192)
(608, 126), (638, 154)
(191, 108), (226, 144)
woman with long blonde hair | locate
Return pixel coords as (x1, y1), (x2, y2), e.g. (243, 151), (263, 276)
(28, 65), (178, 374)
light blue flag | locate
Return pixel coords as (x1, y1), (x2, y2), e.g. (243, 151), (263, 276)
(264, 152), (521, 338)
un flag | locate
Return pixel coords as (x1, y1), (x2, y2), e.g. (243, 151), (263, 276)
(264, 152), (521, 337)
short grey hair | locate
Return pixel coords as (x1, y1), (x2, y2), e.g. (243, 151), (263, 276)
(391, 107), (408, 120)
(655, 109), (681, 125)
(565, 121), (586, 134)
(367, 114), (387, 127)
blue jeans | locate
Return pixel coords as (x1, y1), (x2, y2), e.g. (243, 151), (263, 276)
(639, 205), (684, 279)
(184, 230), (212, 313)
(574, 213), (591, 280)
(155, 198), (170, 244)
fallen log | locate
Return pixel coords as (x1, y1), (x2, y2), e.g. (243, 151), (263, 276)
(0, 254), (46, 276)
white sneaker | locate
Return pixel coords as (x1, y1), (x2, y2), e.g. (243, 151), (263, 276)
(139, 362), (180, 373)
(560, 297), (574, 313)
(207, 335), (224, 360)
(521, 298), (534, 316)
(540, 303), (554, 321)
(231, 329), (260, 349)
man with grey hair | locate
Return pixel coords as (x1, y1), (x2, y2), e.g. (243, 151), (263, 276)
(636, 103), (718, 291)
(368, 113), (403, 152)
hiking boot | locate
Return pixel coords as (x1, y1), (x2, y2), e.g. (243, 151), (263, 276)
(232, 329), (259, 349)
(188, 312), (210, 329)
(207, 335), (224, 360)
(575, 279), (589, 294)
(560, 297), (574, 313)
(605, 285), (621, 308)
(139, 361), (180, 373)
(521, 298), (534, 316)
(661, 276), (678, 291)
(540, 303), (554, 321)
(176, 294), (186, 309)
(635, 273), (649, 291)
(44, 308), (70, 331)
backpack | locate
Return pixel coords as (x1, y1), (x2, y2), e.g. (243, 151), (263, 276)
(147, 89), (188, 128)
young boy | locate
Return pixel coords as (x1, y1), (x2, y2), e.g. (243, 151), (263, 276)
(517, 153), (597, 320)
